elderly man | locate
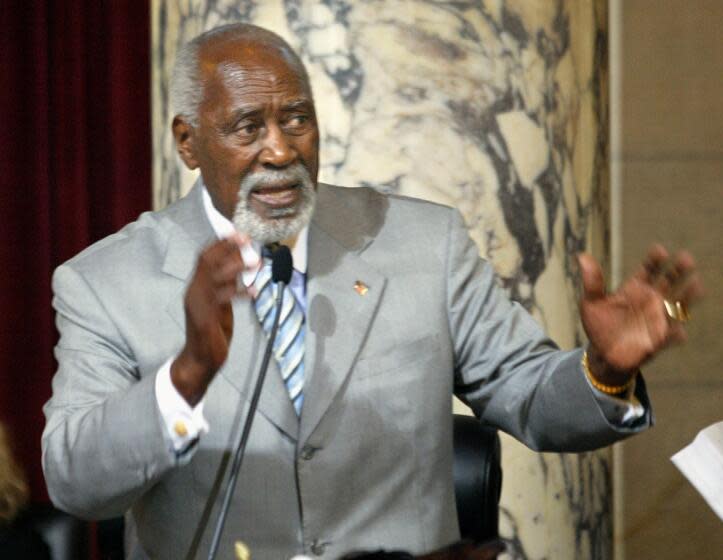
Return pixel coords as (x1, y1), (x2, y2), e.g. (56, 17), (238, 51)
(42, 23), (702, 559)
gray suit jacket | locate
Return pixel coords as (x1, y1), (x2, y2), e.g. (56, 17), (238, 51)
(42, 183), (650, 559)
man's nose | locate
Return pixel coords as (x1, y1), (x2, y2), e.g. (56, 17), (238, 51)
(258, 123), (297, 168)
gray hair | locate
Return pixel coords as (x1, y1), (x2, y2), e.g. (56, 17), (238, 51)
(170, 23), (310, 128)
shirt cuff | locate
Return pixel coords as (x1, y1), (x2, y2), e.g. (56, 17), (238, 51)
(155, 358), (210, 458)
(585, 371), (646, 426)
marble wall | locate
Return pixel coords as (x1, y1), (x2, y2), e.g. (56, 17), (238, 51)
(151, 1), (611, 558)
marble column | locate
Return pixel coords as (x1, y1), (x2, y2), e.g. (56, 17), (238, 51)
(152, 1), (611, 558)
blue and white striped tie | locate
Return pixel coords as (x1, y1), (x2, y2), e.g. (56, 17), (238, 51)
(253, 260), (305, 415)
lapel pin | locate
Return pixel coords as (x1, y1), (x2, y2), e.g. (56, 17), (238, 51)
(354, 280), (369, 296)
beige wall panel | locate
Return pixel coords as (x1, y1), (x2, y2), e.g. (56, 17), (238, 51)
(620, 0), (723, 157)
(621, 385), (723, 559)
(617, 1), (723, 558)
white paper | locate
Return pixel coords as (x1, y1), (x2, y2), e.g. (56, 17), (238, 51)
(671, 420), (723, 521)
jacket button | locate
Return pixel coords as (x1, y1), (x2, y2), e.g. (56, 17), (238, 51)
(310, 540), (327, 556)
(300, 445), (316, 460)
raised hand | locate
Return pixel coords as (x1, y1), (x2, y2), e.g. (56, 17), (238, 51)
(171, 234), (257, 406)
(578, 245), (704, 387)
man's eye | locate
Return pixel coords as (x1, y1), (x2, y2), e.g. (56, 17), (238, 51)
(230, 121), (259, 138)
(239, 123), (258, 135)
(286, 115), (308, 127)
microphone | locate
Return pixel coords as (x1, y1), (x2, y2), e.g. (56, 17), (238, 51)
(271, 243), (293, 284)
(207, 244), (292, 560)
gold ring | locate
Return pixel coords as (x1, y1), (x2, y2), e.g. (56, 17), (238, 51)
(664, 299), (691, 323)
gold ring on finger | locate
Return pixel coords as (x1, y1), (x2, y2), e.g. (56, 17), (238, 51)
(664, 299), (691, 323)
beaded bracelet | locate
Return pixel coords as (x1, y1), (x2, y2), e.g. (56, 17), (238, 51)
(582, 351), (636, 395)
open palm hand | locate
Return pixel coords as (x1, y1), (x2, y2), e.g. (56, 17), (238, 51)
(578, 245), (704, 384)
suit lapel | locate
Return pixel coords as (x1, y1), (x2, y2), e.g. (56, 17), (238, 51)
(221, 299), (299, 439)
(161, 184), (215, 277)
(300, 209), (386, 446)
(162, 184), (216, 330)
(161, 182), (299, 440)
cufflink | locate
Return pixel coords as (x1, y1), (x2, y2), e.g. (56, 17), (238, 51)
(235, 540), (250, 560)
(174, 420), (188, 437)
(354, 280), (369, 296)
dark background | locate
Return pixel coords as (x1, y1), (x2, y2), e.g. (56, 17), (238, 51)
(0, 0), (151, 504)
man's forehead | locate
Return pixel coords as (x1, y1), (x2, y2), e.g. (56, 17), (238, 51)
(214, 60), (307, 94)
(200, 38), (259, 67)
(198, 37), (306, 88)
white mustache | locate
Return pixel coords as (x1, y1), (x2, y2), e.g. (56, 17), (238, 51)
(240, 164), (312, 194)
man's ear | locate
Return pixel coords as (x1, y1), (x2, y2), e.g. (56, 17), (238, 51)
(172, 116), (200, 169)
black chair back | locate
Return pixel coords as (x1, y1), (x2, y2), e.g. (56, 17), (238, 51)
(452, 414), (502, 543)
(27, 503), (88, 560)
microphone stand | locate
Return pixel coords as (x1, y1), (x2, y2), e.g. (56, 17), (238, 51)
(206, 279), (287, 560)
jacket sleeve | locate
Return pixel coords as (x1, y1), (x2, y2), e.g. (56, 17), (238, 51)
(42, 263), (177, 519)
(445, 209), (651, 452)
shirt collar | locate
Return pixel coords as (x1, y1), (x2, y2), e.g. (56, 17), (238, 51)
(201, 185), (309, 281)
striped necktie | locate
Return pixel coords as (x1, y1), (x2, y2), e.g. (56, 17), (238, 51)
(252, 259), (305, 415)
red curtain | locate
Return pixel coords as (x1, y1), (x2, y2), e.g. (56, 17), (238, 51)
(0, 1), (151, 502)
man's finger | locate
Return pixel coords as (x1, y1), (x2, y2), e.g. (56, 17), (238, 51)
(656, 250), (703, 304)
(666, 250), (695, 290)
(215, 284), (239, 303)
(209, 278), (254, 304)
(671, 273), (705, 306)
(212, 257), (246, 284)
(635, 244), (670, 284)
(199, 238), (243, 270)
(578, 253), (606, 300)
(673, 250), (696, 274)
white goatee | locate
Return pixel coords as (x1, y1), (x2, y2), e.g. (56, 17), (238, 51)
(232, 163), (316, 244)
